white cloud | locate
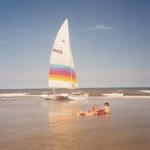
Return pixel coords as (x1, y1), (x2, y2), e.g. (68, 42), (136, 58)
(88, 24), (113, 31)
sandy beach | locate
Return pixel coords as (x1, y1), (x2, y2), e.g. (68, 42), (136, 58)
(0, 96), (150, 150)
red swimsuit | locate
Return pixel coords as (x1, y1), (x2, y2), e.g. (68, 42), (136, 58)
(97, 109), (107, 115)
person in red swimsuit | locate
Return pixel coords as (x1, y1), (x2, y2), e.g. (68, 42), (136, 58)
(77, 103), (110, 116)
(97, 102), (110, 115)
(77, 105), (98, 116)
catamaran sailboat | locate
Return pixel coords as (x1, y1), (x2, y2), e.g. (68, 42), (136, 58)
(47, 19), (88, 100)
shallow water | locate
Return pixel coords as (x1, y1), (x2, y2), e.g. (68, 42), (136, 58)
(0, 97), (150, 150)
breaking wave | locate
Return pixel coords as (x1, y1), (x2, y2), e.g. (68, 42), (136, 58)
(102, 93), (150, 98)
(0, 93), (49, 98)
(0, 88), (150, 99)
(0, 93), (28, 97)
(102, 93), (124, 98)
(140, 90), (150, 93)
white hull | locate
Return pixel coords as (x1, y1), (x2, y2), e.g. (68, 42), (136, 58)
(46, 93), (88, 100)
(46, 93), (69, 100)
(68, 93), (89, 100)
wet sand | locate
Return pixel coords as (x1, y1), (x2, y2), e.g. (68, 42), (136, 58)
(0, 97), (150, 150)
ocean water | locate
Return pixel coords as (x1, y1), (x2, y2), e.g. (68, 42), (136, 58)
(0, 87), (150, 98)
(0, 88), (150, 150)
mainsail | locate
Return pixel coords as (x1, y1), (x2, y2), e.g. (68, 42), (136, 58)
(48, 19), (78, 89)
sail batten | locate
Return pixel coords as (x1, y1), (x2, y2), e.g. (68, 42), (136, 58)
(48, 19), (78, 89)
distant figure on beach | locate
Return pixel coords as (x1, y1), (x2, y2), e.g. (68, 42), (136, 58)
(77, 102), (110, 116)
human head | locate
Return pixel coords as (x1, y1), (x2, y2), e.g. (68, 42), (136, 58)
(104, 102), (109, 107)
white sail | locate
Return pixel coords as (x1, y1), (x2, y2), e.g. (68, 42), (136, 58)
(48, 19), (78, 89)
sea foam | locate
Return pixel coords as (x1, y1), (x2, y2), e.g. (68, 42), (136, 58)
(102, 93), (124, 98)
(0, 93), (28, 97)
(140, 90), (150, 93)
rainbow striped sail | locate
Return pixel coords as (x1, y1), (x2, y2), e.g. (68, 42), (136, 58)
(48, 19), (78, 89)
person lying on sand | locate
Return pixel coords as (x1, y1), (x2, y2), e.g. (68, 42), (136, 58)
(77, 102), (110, 116)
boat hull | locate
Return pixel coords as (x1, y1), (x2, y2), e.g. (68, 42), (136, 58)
(46, 93), (69, 100)
(68, 93), (89, 100)
(46, 93), (88, 100)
